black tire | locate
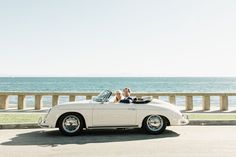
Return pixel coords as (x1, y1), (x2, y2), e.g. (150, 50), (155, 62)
(58, 113), (84, 136)
(143, 115), (167, 134)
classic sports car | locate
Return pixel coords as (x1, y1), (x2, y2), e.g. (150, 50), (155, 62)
(39, 90), (188, 136)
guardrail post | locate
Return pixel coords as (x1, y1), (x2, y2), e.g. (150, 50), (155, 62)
(35, 95), (42, 110)
(52, 95), (59, 106)
(185, 96), (193, 110)
(0, 95), (8, 109)
(86, 95), (92, 100)
(202, 95), (210, 110)
(169, 95), (176, 104)
(69, 95), (76, 102)
(220, 95), (228, 111)
(153, 95), (159, 99)
(18, 95), (26, 110)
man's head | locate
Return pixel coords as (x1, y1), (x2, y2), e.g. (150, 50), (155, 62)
(123, 87), (131, 97)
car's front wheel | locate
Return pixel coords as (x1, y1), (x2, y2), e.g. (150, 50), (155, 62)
(143, 115), (166, 134)
(58, 113), (84, 136)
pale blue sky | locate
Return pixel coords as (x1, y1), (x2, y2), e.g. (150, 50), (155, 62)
(0, 0), (236, 77)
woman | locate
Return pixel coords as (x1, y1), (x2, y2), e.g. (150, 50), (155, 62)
(114, 90), (123, 103)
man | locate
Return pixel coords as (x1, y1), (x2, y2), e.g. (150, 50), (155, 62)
(120, 87), (133, 103)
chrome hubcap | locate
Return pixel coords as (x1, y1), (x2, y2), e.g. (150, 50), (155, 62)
(62, 115), (80, 133)
(147, 115), (163, 131)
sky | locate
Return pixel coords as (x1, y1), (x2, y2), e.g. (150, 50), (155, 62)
(0, 0), (236, 77)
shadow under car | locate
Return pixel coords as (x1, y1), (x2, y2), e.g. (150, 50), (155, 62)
(1, 128), (180, 147)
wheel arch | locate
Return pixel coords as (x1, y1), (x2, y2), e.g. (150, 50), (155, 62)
(56, 112), (86, 128)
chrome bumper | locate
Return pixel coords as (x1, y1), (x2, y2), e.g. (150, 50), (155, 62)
(38, 117), (49, 128)
(179, 115), (189, 125)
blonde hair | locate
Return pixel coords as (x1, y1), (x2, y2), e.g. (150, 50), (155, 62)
(114, 90), (123, 103)
(116, 90), (122, 94)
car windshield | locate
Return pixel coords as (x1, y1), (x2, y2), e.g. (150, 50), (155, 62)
(94, 90), (112, 102)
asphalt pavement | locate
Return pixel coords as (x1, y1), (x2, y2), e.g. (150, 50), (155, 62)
(1, 126), (236, 157)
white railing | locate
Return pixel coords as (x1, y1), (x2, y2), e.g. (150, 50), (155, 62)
(0, 92), (235, 111)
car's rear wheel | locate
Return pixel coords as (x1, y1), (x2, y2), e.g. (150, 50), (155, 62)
(143, 115), (166, 134)
(58, 113), (83, 136)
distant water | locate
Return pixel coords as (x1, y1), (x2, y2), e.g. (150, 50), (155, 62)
(0, 77), (236, 108)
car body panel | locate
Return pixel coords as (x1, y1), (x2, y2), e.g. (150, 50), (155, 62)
(92, 102), (136, 126)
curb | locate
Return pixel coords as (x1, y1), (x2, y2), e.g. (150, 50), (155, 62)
(0, 120), (236, 129)
(189, 120), (236, 126)
(0, 123), (40, 129)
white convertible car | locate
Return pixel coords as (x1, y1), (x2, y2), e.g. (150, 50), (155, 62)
(39, 90), (188, 136)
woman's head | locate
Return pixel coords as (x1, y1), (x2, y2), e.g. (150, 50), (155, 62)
(115, 90), (122, 100)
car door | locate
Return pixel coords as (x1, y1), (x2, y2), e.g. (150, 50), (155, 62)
(92, 102), (137, 127)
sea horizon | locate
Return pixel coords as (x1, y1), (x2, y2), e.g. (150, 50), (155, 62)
(1, 76), (236, 78)
(1, 77), (236, 92)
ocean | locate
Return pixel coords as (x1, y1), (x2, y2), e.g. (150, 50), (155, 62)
(0, 77), (236, 108)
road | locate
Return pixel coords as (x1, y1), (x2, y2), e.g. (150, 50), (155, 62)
(0, 126), (236, 157)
